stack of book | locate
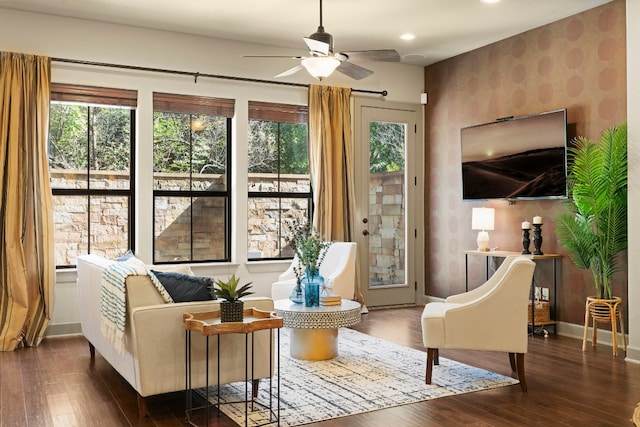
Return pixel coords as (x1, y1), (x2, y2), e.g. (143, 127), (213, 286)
(320, 294), (342, 306)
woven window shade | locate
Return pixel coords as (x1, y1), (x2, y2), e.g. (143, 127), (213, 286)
(249, 101), (308, 124)
(51, 83), (137, 107)
(153, 92), (234, 117)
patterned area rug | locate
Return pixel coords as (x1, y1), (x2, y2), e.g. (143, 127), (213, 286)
(198, 328), (519, 426)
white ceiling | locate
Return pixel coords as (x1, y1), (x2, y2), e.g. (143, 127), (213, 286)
(0, 0), (612, 66)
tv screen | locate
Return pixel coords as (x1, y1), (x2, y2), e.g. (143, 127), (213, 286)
(461, 109), (567, 200)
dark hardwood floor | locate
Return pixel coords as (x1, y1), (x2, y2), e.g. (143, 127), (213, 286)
(2, 306), (639, 426)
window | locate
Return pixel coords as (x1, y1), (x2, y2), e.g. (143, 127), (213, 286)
(48, 83), (136, 267)
(247, 102), (311, 259)
(153, 92), (234, 263)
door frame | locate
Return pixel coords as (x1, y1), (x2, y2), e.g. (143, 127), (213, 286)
(352, 98), (424, 308)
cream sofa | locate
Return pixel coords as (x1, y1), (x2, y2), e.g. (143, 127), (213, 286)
(76, 254), (275, 416)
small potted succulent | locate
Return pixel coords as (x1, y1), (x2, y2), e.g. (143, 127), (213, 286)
(209, 274), (254, 322)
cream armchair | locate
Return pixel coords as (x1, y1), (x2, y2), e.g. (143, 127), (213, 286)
(421, 255), (535, 392)
(271, 242), (357, 301)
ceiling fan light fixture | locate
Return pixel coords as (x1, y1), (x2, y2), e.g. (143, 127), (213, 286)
(301, 56), (340, 80)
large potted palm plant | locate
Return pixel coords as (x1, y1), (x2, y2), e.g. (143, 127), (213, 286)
(555, 123), (627, 354)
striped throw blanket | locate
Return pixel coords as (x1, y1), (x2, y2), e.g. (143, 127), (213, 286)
(100, 259), (173, 355)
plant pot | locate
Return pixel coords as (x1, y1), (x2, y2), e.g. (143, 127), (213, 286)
(220, 300), (244, 322)
(586, 296), (622, 321)
(582, 296), (626, 356)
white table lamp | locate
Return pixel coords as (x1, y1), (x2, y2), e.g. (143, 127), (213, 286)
(472, 207), (495, 252)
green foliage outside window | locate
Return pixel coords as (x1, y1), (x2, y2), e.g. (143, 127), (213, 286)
(153, 112), (227, 174)
(248, 120), (308, 174)
(48, 104), (131, 171)
(370, 121), (405, 173)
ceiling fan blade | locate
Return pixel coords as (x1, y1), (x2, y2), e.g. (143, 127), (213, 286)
(339, 49), (401, 62)
(335, 61), (374, 80)
(303, 37), (330, 55)
(243, 55), (304, 59)
(275, 64), (304, 78)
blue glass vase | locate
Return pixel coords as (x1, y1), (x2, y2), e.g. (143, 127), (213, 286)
(289, 280), (304, 304)
(304, 271), (323, 307)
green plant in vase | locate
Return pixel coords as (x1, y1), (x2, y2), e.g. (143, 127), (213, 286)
(287, 219), (332, 306)
(209, 274), (254, 322)
(555, 123), (627, 355)
(556, 123), (627, 300)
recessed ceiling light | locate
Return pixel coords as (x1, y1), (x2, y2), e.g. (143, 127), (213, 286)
(400, 34), (415, 41)
(481, 0), (501, 3)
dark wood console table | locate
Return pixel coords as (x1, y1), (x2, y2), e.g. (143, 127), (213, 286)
(464, 250), (562, 335)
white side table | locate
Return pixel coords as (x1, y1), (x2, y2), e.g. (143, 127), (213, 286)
(274, 299), (361, 360)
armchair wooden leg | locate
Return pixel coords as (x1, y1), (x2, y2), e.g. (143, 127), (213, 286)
(137, 394), (147, 419)
(509, 352), (516, 372)
(513, 352), (527, 393)
(426, 348), (438, 384)
(88, 342), (96, 360)
(434, 348), (439, 365)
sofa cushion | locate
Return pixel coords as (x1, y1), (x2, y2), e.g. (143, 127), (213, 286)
(150, 264), (194, 275)
(150, 270), (215, 302)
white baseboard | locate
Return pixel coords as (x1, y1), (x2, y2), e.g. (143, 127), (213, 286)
(45, 322), (82, 337)
(555, 321), (635, 360)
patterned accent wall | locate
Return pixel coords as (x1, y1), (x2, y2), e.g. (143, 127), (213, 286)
(424, 1), (626, 326)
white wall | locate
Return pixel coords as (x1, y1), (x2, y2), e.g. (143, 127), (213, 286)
(0, 8), (424, 335)
(626, 0), (639, 363)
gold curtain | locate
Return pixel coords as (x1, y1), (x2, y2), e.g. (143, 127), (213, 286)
(308, 85), (361, 301)
(308, 85), (355, 240)
(0, 52), (54, 351)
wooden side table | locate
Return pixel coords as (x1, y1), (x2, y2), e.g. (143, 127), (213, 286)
(183, 308), (283, 427)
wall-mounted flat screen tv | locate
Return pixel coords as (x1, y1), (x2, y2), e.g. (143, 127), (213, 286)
(461, 108), (568, 200)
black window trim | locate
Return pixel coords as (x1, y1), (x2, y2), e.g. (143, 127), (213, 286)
(247, 103), (312, 261)
(50, 85), (137, 268)
(151, 109), (233, 265)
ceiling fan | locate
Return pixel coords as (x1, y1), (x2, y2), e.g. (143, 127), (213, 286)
(245, 0), (401, 80)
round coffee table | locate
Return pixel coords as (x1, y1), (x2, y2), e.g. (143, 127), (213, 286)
(274, 299), (361, 360)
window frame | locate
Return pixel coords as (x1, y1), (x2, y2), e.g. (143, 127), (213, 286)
(49, 83), (137, 268)
(152, 92), (234, 264)
(247, 101), (312, 261)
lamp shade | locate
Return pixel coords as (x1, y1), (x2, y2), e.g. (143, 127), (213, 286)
(301, 56), (341, 80)
(471, 207), (495, 231)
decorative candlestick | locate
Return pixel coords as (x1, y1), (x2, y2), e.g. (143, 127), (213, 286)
(521, 228), (531, 254)
(533, 223), (544, 255)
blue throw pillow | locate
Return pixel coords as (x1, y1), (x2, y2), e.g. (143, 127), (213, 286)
(150, 270), (215, 303)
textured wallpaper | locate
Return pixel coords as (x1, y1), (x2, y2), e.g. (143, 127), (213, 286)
(424, 0), (627, 326)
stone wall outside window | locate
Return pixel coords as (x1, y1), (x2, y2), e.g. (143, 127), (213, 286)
(51, 170), (405, 268)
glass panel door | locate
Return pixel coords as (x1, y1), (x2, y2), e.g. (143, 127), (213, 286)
(354, 101), (422, 307)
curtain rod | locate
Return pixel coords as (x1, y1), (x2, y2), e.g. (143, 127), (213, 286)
(51, 57), (388, 97)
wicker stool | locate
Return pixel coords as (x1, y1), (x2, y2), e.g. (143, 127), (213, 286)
(582, 296), (626, 356)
